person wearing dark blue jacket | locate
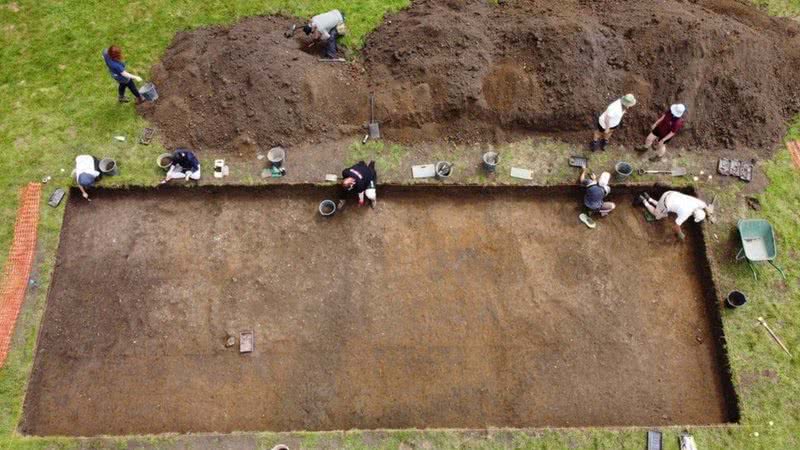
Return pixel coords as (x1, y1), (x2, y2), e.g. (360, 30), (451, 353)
(578, 168), (615, 228)
(161, 149), (201, 183)
(103, 45), (143, 104)
(338, 160), (377, 208)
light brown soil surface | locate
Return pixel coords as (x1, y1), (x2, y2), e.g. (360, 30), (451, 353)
(140, 0), (800, 154)
(22, 186), (735, 436)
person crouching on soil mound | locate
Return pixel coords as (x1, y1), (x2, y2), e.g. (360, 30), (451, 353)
(303, 9), (345, 59)
(338, 160), (377, 209)
(73, 154), (102, 201)
(637, 191), (714, 241)
(590, 94), (636, 152)
(160, 149), (201, 184)
(102, 45), (144, 104)
(638, 103), (686, 162)
(578, 168), (615, 229)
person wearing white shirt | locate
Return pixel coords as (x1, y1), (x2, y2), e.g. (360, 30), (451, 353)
(639, 191), (714, 241)
(73, 154), (101, 201)
(591, 94), (636, 151)
(303, 10), (345, 59)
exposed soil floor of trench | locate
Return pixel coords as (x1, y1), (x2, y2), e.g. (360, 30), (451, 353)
(22, 186), (736, 436)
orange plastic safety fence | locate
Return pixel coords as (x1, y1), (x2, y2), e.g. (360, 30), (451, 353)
(788, 141), (800, 170)
(0, 183), (42, 368)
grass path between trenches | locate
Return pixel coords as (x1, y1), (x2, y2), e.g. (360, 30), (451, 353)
(1, 0), (800, 448)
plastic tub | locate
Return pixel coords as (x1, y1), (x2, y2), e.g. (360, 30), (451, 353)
(614, 161), (633, 182)
(725, 291), (747, 308)
(483, 152), (499, 172)
(140, 82), (158, 102)
(99, 158), (118, 176)
(319, 200), (336, 217)
(268, 147), (286, 167)
(157, 153), (173, 169)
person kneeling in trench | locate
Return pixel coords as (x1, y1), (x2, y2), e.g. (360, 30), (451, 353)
(74, 154), (102, 201)
(338, 160), (377, 209)
(161, 149), (201, 184)
(579, 168), (615, 228)
(638, 190), (714, 241)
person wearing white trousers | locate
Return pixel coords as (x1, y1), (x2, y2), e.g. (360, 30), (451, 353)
(165, 164), (201, 181)
(161, 149), (201, 183)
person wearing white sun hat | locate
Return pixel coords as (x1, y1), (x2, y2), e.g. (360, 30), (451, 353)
(640, 103), (686, 161)
(637, 190), (714, 241)
(590, 94), (637, 152)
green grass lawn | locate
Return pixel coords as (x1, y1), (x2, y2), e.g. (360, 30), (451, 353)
(753, 0), (800, 15)
(1, 0), (800, 448)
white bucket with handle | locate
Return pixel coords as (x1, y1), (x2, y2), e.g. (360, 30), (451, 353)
(140, 82), (158, 102)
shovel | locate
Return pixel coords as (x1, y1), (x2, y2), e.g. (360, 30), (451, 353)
(637, 167), (687, 177)
(284, 24), (296, 38)
(368, 94), (381, 140)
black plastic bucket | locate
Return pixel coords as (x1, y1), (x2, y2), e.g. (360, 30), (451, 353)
(99, 158), (118, 176)
(319, 200), (336, 217)
(614, 161), (633, 182)
(725, 290), (747, 308)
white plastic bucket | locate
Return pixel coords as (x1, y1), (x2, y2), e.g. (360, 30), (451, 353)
(268, 147), (286, 167)
(140, 82), (158, 102)
(483, 152), (499, 172)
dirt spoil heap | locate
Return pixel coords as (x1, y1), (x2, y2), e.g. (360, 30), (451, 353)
(140, 0), (800, 154)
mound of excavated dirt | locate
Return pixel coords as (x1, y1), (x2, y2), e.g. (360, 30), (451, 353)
(139, 15), (369, 154)
(140, 0), (800, 154)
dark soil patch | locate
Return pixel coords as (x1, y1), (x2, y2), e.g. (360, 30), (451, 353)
(23, 186), (736, 436)
(140, 0), (800, 155)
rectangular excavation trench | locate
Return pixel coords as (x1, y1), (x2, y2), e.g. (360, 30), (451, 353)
(22, 185), (739, 436)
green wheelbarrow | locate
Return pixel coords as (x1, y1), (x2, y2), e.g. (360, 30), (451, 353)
(735, 219), (786, 281)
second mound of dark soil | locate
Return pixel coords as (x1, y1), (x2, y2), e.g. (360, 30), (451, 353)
(140, 0), (800, 155)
